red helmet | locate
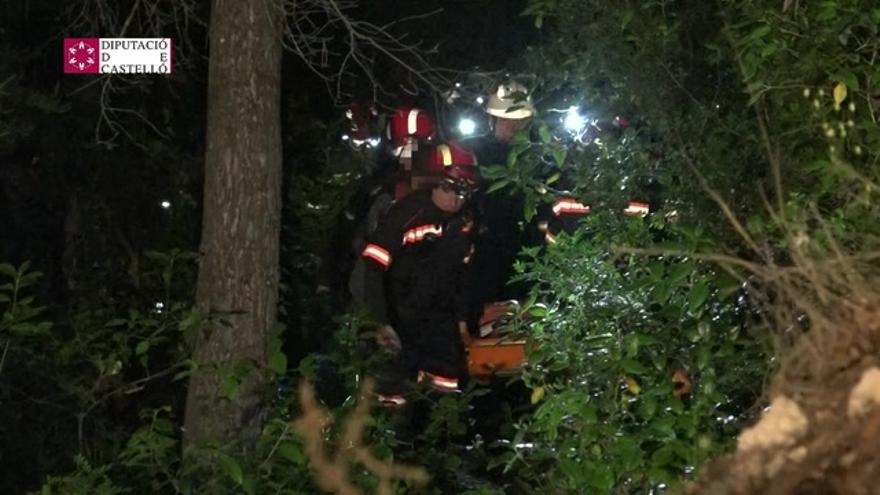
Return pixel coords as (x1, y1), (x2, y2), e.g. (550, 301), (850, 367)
(426, 141), (478, 172)
(386, 106), (436, 145)
(410, 142), (479, 195)
(436, 141), (479, 188)
(444, 162), (480, 187)
(410, 142), (480, 195)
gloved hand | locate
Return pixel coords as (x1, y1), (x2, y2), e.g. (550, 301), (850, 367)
(375, 325), (402, 354)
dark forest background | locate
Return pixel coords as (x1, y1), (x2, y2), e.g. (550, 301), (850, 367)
(3, 1), (880, 493)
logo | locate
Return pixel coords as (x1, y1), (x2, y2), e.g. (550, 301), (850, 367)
(63, 38), (99, 74)
(63, 38), (172, 75)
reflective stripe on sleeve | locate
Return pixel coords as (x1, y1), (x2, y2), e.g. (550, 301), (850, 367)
(417, 370), (459, 392)
(623, 201), (650, 217)
(552, 198), (591, 216)
(376, 394), (407, 407)
(402, 224), (443, 245)
(362, 243), (392, 268)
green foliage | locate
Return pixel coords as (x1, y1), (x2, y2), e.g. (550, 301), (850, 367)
(464, 0), (880, 492)
(0, 261), (53, 343)
(8, 261), (425, 495)
(0, 71), (71, 154)
(499, 219), (767, 493)
(280, 148), (366, 362)
(40, 455), (122, 495)
(6, 0), (879, 493)
(0, 257), (199, 491)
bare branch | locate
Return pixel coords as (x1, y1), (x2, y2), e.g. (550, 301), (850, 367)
(68, 0), (455, 146)
(64, 0), (202, 148)
(279, 0), (454, 103)
(294, 379), (429, 494)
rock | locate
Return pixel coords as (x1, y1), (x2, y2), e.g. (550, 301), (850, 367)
(847, 367), (880, 418)
(765, 453), (787, 477)
(738, 396), (808, 452)
(787, 445), (808, 462)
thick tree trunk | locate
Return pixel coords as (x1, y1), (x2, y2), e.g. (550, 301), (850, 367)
(183, 0), (282, 449)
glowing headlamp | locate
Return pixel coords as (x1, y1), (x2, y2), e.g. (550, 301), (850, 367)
(563, 106), (586, 133)
(457, 118), (477, 136)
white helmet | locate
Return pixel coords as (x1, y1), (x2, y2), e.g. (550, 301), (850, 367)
(485, 81), (536, 119)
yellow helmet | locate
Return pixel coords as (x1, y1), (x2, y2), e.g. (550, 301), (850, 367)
(485, 81), (536, 119)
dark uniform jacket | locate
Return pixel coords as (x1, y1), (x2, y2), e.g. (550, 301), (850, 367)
(360, 190), (473, 374)
(469, 138), (527, 309)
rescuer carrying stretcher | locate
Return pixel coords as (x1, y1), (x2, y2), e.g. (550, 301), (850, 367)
(359, 148), (480, 404)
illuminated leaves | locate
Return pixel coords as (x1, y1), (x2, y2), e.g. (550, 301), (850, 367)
(833, 81), (848, 110)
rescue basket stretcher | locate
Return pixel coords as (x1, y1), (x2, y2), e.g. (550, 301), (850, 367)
(467, 301), (528, 379)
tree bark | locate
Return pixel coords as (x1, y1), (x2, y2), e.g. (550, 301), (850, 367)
(183, 0), (282, 449)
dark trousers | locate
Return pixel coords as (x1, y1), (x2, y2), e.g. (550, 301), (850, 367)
(376, 313), (467, 396)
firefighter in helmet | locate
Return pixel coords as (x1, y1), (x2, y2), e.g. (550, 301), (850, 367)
(385, 105), (437, 198)
(468, 80), (537, 310)
(485, 80), (536, 144)
(360, 143), (480, 403)
(344, 106), (439, 307)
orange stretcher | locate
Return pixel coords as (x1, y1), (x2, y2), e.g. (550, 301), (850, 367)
(467, 301), (528, 379)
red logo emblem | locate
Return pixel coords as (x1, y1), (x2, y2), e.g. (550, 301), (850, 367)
(63, 38), (99, 74)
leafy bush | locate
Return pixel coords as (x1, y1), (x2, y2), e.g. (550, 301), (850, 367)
(473, 0), (880, 492)
(493, 217), (768, 493)
(0, 257), (198, 492)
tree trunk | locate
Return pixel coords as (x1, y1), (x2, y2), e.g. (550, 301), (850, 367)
(183, 0), (282, 449)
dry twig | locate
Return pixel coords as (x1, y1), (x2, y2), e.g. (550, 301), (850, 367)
(294, 379), (429, 495)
